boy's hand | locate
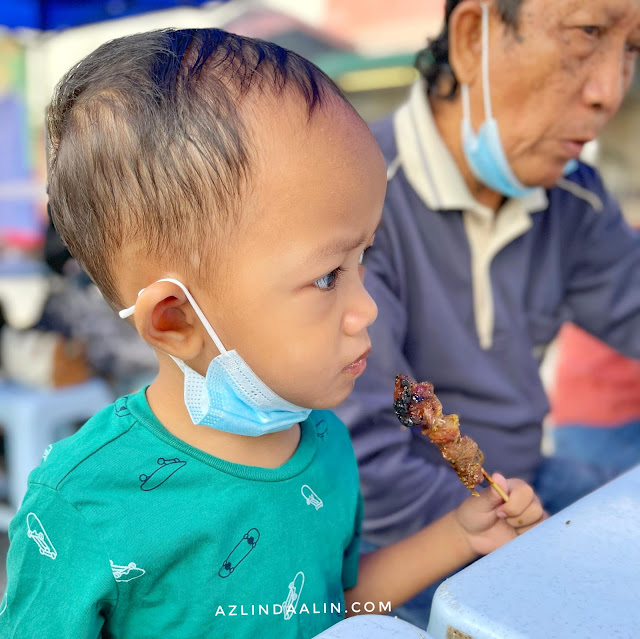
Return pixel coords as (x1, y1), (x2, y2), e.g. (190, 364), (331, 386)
(454, 474), (547, 557)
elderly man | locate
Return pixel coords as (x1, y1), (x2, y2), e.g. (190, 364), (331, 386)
(336, 0), (640, 623)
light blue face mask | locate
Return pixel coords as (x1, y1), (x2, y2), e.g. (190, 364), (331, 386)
(119, 278), (311, 436)
(461, 3), (578, 199)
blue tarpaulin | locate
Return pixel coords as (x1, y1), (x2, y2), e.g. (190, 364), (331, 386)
(0, 0), (225, 31)
(0, 94), (39, 247)
(0, 0), (227, 247)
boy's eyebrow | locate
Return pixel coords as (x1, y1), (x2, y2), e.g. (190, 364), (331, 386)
(309, 229), (374, 262)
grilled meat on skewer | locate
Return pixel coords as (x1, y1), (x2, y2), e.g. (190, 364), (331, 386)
(393, 374), (484, 491)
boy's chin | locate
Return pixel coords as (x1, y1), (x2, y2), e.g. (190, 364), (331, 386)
(301, 380), (356, 411)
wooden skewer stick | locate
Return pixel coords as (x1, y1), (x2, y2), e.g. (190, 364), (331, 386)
(482, 469), (509, 503)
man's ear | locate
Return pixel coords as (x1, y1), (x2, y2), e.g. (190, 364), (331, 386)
(131, 280), (205, 361)
(448, 0), (484, 86)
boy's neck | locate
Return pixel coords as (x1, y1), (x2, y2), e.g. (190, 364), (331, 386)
(145, 368), (302, 469)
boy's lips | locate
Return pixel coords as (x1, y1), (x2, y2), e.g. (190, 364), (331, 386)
(343, 347), (371, 377)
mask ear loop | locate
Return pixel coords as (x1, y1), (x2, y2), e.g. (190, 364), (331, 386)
(119, 293), (143, 319)
(480, 2), (492, 121)
(461, 84), (472, 129)
(118, 278), (228, 355)
(460, 3), (491, 133)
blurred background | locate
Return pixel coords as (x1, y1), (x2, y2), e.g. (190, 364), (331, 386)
(1, 0), (640, 593)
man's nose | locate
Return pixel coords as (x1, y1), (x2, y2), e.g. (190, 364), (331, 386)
(582, 48), (632, 116)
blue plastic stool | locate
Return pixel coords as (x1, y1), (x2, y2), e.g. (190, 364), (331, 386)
(0, 379), (113, 510)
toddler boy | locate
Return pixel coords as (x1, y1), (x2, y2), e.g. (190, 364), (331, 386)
(1, 29), (544, 638)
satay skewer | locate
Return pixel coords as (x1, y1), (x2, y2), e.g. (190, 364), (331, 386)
(461, 470), (509, 503)
(481, 469), (509, 503)
(393, 374), (509, 504)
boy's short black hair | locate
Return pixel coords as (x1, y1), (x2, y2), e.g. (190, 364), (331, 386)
(47, 28), (346, 308)
(416, 0), (525, 99)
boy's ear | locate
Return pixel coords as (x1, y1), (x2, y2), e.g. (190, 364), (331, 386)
(131, 280), (205, 360)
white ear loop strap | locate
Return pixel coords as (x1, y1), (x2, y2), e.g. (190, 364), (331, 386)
(119, 297), (141, 319)
(481, 2), (491, 120)
(118, 277), (227, 354)
(460, 3), (491, 129)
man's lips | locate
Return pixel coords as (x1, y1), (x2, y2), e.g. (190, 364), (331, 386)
(343, 347), (371, 376)
(561, 139), (592, 159)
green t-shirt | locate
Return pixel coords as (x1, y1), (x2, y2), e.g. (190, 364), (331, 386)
(0, 389), (362, 638)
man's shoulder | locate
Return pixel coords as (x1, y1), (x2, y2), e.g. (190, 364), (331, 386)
(29, 394), (139, 493)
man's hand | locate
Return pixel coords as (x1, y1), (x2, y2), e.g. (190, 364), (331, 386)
(454, 474), (547, 557)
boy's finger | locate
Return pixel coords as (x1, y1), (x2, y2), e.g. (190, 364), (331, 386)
(503, 497), (545, 528)
(512, 522), (538, 535)
(512, 508), (549, 535)
(476, 473), (510, 512)
(490, 472), (509, 501)
(496, 479), (535, 518)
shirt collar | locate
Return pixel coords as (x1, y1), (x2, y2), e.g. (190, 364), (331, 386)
(392, 80), (548, 221)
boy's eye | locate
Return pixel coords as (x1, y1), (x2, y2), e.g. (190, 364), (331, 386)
(314, 268), (343, 291)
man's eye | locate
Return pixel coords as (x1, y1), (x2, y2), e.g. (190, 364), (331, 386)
(314, 268), (343, 291)
(581, 25), (602, 37)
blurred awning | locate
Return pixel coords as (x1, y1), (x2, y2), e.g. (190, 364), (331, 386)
(314, 51), (417, 93)
(224, 8), (355, 62)
(0, 0), (227, 31)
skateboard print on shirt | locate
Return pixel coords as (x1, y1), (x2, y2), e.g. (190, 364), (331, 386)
(301, 485), (323, 510)
(42, 444), (53, 462)
(315, 420), (328, 440)
(114, 397), (131, 418)
(283, 572), (305, 620)
(139, 457), (186, 491)
(27, 513), (57, 560)
(218, 528), (260, 578)
(110, 561), (146, 582)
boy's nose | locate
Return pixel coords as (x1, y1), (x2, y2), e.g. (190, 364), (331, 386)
(343, 276), (378, 336)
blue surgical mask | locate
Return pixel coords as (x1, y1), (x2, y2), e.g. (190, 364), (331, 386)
(461, 3), (577, 199)
(119, 278), (311, 436)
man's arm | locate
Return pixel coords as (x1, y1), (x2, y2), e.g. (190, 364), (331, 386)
(1, 485), (117, 638)
(563, 177), (640, 358)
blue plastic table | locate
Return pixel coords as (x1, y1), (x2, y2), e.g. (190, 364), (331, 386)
(428, 465), (640, 639)
(313, 614), (432, 637)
